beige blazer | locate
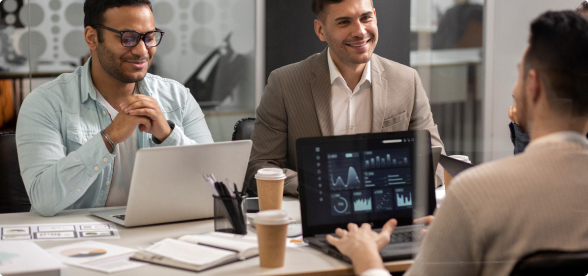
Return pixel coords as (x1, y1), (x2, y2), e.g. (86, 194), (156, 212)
(247, 48), (445, 196)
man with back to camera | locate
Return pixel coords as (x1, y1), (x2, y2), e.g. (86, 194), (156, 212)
(16, 0), (213, 217)
(326, 10), (588, 276)
(246, 0), (445, 196)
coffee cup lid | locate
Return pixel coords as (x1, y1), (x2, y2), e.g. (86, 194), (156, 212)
(255, 210), (290, 225)
(255, 168), (286, 180)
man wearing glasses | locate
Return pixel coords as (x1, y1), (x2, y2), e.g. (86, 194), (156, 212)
(16, 0), (213, 217)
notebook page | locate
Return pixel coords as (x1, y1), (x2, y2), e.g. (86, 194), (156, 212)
(179, 234), (258, 258)
(144, 238), (235, 266)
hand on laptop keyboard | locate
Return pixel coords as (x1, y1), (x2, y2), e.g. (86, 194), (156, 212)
(325, 219), (397, 275)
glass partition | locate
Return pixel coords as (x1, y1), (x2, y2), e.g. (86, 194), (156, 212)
(410, 0), (484, 164)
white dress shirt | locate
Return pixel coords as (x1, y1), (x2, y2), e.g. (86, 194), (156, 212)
(328, 49), (373, 136)
(96, 88), (138, 207)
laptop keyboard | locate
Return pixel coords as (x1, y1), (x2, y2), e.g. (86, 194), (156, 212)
(389, 231), (414, 243)
(320, 230), (414, 245)
(112, 214), (126, 221)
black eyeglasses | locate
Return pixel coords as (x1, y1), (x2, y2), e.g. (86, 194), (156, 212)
(93, 25), (164, 47)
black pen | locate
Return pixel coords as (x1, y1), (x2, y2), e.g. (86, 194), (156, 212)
(218, 182), (242, 230)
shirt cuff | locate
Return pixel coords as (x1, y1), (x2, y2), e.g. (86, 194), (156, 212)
(79, 132), (116, 175)
(151, 120), (177, 146)
(361, 268), (391, 276)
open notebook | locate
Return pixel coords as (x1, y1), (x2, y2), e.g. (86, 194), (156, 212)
(131, 232), (258, 272)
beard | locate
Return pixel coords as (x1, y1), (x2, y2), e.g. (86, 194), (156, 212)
(95, 43), (151, 84)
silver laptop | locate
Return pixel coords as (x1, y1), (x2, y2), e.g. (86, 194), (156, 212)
(91, 140), (252, 227)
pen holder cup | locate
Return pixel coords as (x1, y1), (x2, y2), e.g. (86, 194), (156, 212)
(213, 195), (247, 235)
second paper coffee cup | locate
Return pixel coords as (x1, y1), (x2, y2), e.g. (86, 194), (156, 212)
(255, 210), (290, 268)
(255, 168), (286, 211)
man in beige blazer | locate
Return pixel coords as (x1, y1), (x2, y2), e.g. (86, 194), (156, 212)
(246, 0), (445, 196)
(326, 10), (588, 276)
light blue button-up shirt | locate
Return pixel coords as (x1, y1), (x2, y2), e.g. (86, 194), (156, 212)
(16, 58), (214, 216)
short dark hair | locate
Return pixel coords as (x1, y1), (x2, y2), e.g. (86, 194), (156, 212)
(576, 1), (588, 14)
(84, 0), (153, 42)
(524, 11), (588, 116)
(311, 0), (373, 20)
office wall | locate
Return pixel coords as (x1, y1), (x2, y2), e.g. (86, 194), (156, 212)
(483, 0), (581, 162)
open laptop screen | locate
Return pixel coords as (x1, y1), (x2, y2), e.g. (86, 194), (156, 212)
(296, 131), (435, 237)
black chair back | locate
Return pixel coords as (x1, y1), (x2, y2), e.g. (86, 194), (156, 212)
(510, 250), (588, 276)
(0, 132), (31, 213)
(232, 118), (255, 141)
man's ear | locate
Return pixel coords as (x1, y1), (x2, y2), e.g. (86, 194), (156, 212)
(314, 19), (326, 42)
(525, 69), (542, 105)
(85, 26), (98, 51)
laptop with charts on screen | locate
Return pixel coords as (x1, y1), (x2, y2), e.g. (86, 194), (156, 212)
(296, 130), (436, 262)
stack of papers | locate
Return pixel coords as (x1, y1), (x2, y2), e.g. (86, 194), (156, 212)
(0, 241), (63, 276)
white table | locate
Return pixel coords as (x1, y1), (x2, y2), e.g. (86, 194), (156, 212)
(0, 197), (414, 276)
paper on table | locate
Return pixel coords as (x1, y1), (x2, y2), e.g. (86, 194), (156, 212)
(0, 241), (63, 275)
(0, 222), (120, 242)
(0, 251), (18, 262)
(46, 241), (146, 274)
(287, 236), (308, 247)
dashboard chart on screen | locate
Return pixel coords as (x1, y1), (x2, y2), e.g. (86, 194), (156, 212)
(316, 145), (415, 218)
(297, 131), (434, 232)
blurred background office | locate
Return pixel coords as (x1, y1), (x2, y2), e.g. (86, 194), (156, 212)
(0, 0), (582, 164)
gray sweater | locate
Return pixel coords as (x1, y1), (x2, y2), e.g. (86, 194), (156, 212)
(405, 131), (588, 276)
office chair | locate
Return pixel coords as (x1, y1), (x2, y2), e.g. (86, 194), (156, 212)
(510, 250), (588, 276)
(0, 132), (31, 213)
(232, 117), (256, 141)
(231, 118), (256, 197)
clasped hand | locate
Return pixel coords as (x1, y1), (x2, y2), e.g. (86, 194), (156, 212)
(104, 94), (171, 146)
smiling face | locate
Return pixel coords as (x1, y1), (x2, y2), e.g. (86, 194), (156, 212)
(314, 0), (378, 68)
(92, 4), (156, 84)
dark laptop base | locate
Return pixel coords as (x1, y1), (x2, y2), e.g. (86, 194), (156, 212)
(306, 237), (416, 263)
(305, 225), (420, 263)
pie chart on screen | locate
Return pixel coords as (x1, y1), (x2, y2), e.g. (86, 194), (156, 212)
(60, 247), (107, 258)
